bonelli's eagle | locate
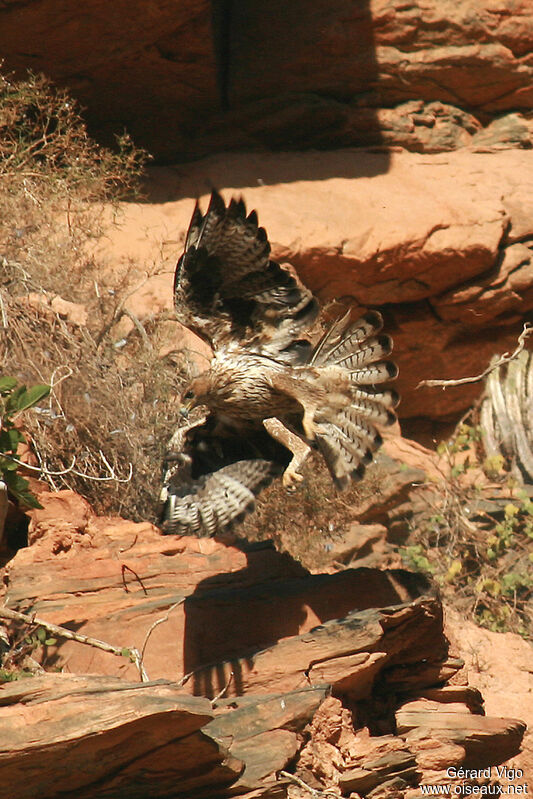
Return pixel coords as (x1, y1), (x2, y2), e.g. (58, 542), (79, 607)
(159, 191), (398, 536)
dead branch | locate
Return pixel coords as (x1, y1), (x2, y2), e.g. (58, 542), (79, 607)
(4, 452), (133, 483)
(139, 599), (185, 665)
(118, 534), (138, 553)
(94, 272), (153, 347)
(278, 770), (340, 798)
(416, 323), (532, 389)
(0, 289), (7, 328)
(210, 671), (234, 706)
(0, 605), (148, 682)
(0, 482), (8, 544)
(121, 564), (148, 596)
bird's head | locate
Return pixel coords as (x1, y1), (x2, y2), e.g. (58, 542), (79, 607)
(179, 374), (212, 417)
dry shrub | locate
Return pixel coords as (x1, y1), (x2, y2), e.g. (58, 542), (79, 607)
(0, 71), (144, 297)
(0, 70), (189, 520)
(3, 299), (187, 519)
(239, 452), (388, 569)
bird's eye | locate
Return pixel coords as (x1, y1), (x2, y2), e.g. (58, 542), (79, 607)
(183, 389), (194, 401)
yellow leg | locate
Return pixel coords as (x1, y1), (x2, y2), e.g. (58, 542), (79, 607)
(263, 417), (312, 492)
(302, 408), (317, 441)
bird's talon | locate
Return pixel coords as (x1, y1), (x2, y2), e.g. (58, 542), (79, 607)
(283, 469), (304, 492)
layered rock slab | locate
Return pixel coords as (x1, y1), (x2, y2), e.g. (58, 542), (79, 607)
(0, 488), (528, 795)
(4, 489), (438, 689)
(0, 673), (328, 799)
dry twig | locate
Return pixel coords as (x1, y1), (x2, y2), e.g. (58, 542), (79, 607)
(0, 290), (7, 329)
(3, 452), (133, 483)
(416, 323), (533, 389)
(121, 564), (148, 595)
(0, 605), (148, 682)
(139, 599), (185, 665)
(210, 671), (234, 705)
(278, 770), (340, 798)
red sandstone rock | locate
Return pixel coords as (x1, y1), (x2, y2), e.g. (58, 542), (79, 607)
(0, 673), (329, 799)
(1, 487), (530, 794)
(5, 488), (437, 687)
(445, 609), (533, 785)
(27, 489), (94, 547)
(0, 674), (221, 799)
(0, 0), (531, 159)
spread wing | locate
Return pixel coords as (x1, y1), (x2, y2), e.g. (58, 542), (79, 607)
(158, 408), (288, 537)
(161, 191), (398, 539)
(174, 190), (319, 361)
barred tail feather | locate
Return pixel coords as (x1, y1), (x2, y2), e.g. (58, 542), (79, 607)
(315, 429), (367, 490)
(311, 311), (384, 366)
(310, 310), (351, 366)
(351, 386), (400, 409)
(309, 309), (398, 489)
(349, 361), (398, 385)
(335, 412), (384, 451)
(335, 335), (393, 370)
(340, 397), (396, 427)
(315, 413), (381, 490)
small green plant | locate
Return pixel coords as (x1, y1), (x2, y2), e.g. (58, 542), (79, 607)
(408, 420), (533, 638)
(0, 376), (50, 508)
(27, 626), (57, 648)
(0, 668), (35, 683)
(0, 622), (58, 682)
(400, 544), (435, 575)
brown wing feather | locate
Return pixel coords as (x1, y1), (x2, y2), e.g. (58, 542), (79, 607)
(158, 408), (287, 537)
(160, 459), (280, 537)
(174, 190), (318, 358)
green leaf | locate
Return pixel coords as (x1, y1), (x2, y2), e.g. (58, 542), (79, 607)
(4, 385), (26, 414)
(10, 384), (50, 414)
(44, 638), (57, 647)
(120, 648), (131, 658)
(15, 489), (43, 510)
(36, 627), (47, 644)
(3, 470), (43, 508)
(0, 428), (26, 454)
(0, 377), (18, 395)
(0, 457), (19, 472)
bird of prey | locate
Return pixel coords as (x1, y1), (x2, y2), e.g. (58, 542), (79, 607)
(159, 190), (398, 536)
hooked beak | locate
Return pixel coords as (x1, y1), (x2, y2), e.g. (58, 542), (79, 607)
(179, 406), (189, 419)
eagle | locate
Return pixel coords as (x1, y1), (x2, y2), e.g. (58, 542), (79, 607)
(159, 190), (398, 536)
